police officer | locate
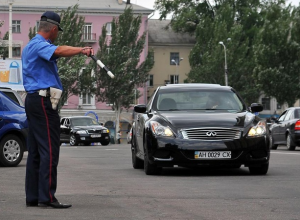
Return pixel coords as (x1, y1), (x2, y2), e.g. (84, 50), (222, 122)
(22, 11), (94, 208)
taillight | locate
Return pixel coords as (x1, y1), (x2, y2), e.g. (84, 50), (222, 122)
(295, 120), (300, 130)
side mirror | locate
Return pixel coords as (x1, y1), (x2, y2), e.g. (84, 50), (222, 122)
(250, 103), (263, 113)
(134, 104), (147, 113)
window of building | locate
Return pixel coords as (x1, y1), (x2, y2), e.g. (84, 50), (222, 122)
(147, 74), (153, 87)
(78, 68), (95, 107)
(12, 47), (21, 57)
(83, 23), (92, 40)
(82, 92), (92, 104)
(12, 20), (21, 33)
(36, 21), (40, 31)
(106, 22), (112, 35)
(170, 75), (179, 84)
(262, 97), (270, 110)
(170, 52), (179, 65)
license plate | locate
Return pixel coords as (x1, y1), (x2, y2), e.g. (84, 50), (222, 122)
(91, 134), (101, 138)
(194, 151), (231, 159)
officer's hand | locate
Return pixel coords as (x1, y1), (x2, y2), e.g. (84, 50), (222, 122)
(81, 47), (94, 56)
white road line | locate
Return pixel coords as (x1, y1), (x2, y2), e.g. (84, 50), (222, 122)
(105, 149), (119, 150)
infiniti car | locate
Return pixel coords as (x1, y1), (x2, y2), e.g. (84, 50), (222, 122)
(131, 84), (270, 175)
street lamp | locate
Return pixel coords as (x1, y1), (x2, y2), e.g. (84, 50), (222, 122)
(219, 39), (231, 86)
(171, 58), (183, 84)
(8, 0), (14, 58)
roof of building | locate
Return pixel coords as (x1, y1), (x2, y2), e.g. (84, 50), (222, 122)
(148, 19), (196, 45)
(0, 0), (153, 15)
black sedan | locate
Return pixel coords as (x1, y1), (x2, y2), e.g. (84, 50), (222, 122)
(60, 116), (110, 146)
(269, 107), (300, 150)
(131, 84), (270, 175)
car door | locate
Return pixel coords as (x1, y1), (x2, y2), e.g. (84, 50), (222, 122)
(281, 110), (294, 143)
(0, 96), (4, 136)
(272, 110), (288, 143)
(60, 118), (71, 142)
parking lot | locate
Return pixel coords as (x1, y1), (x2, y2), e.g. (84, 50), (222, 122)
(1, 144), (300, 220)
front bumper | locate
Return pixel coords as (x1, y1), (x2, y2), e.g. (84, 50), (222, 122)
(75, 133), (110, 143)
(147, 135), (270, 168)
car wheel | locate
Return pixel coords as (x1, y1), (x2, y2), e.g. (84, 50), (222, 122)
(70, 134), (78, 146)
(131, 137), (143, 169)
(0, 134), (24, 167)
(100, 140), (110, 146)
(249, 163), (269, 175)
(269, 134), (278, 150)
(143, 140), (161, 175)
(286, 134), (296, 151)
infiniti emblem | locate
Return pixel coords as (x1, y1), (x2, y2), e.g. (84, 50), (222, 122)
(206, 131), (217, 137)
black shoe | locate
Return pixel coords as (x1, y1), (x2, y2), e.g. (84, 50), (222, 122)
(26, 201), (38, 207)
(38, 201), (72, 209)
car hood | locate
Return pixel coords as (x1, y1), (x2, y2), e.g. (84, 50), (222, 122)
(73, 125), (105, 130)
(157, 111), (253, 129)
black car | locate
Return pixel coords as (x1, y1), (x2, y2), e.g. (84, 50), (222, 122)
(131, 84), (270, 175)
(269, 107), (300, 150)
(60, 116), (110, 146)
(0, 88), (28, 167)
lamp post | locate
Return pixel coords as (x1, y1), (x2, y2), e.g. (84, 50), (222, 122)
(171, 58), (183, 84)
(219, 39), (230, 86)
(8, 0), (14, 58)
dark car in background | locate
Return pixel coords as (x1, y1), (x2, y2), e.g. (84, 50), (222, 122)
(131, 84), (270, 175)
(60, 116), (110, 146)
(0, 87), (28, 167)
(269, 107), (300, 150)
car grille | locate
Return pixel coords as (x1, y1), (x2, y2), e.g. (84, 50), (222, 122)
(87, 129), (102, 134)
(181, 127), (241, 141)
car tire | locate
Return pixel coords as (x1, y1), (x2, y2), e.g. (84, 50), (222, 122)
(286, 134), (296, 151)
(70, 134), (78, 146)
(143, 140), (161, 175)
(0, 134), (24, 167)
(131, 137), (143, 169)
(269, 134), (278, 150)
(249, 163), (269, 175)
(100, 141), (110, 146)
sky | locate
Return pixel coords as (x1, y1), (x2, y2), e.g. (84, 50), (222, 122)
(132, 0), (300, 19)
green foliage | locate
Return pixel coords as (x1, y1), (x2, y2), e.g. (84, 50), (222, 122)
(0, 32), (8, 58)
(54, 5), (95, 111)
(91, 6), (154, 111)
(155, 0), (300, 107)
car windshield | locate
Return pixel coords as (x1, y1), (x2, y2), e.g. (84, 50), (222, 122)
(154, 90), (244, 112)
(71, 118), (99, 126)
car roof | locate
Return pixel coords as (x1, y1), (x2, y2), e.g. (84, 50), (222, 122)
(61, 116), (94, 119)
(159, 83), (231, 91)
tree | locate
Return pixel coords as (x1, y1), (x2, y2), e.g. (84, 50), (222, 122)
(28, 4), (95, 111)
(0, 31), (9, 58)
(90, 6), (154, 141)
(253, 1), (300, 106)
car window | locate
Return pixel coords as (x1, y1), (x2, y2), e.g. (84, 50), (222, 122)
(278, 111), (287, 122)
(155, 90), (244, 112)
(284, 110), (293, 121)
(71, 118), (98, 126)
(294, 109), (300, 119)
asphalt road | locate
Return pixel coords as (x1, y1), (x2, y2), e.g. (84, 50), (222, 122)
(1, 144), (300, 220)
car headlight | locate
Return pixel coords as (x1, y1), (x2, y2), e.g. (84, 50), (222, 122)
(102, 129), (109, 133)
(76, 130), (88, 134)
(247, 121), (266, 137)
(150, 121), (174, 137)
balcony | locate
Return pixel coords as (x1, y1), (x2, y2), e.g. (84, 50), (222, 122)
(82, 33), (97, 43)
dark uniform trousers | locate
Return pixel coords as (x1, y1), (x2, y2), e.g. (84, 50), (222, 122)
(25, 92), (60, 203)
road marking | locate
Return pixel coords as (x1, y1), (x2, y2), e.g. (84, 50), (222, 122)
(105, 149), (119, 150)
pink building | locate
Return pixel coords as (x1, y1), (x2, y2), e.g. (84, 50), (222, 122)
(0, 0), (153, 117)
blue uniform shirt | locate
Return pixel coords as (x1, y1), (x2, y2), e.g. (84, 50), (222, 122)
(22, 34), (63, 93)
